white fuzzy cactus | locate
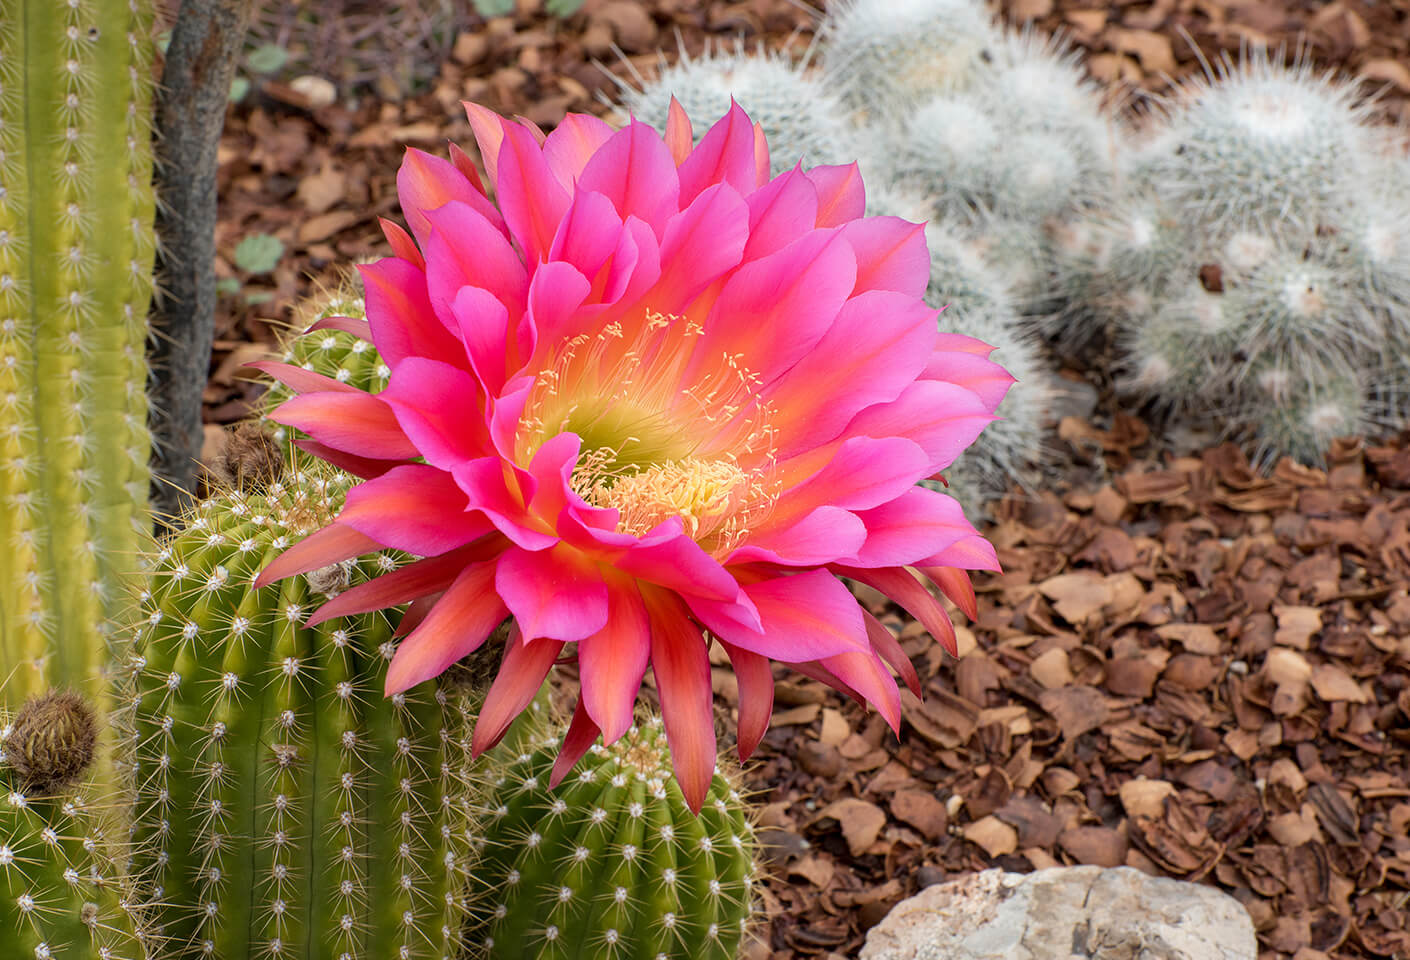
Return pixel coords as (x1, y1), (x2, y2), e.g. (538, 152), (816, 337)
(616, 44), (856, 176)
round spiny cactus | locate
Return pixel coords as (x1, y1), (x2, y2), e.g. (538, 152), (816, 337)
(122, 467), (474, 960)
(465, 717), (758, 960)
(819, 0), (1001, 118)
(1, 693), (146, 960)
(617, 44), (856, 177)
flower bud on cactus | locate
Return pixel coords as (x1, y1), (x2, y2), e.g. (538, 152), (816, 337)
(123, 467), (474, 960)
(465, 717), (757, 960)
(2, 696), (146, 959)
(0, 0), (157, 711)
(618, 46), (855, 177)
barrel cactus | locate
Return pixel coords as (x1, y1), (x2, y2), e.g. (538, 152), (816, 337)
(1, 691), (147, 959)
(122, 465), (474, 960)
(464, 716), (757, 960)
(0, 0), (157, 708)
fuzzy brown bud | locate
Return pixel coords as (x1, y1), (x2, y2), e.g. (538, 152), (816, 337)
(3, 690), (98, 792)
(214, 421), (284, 492)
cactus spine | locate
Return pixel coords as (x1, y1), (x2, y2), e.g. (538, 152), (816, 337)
(466, 717), (757, 960)
(0, 0), (156, 706)
(124, 468), (472, 960)
(1, 692), (146, 959)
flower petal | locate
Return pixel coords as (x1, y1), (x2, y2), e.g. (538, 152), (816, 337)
(380, 217), (424, 270)
(728, 505), (867, 567)
(290, 439), (400, 480)
(451, 455), (557, 551)
(918, 566), (978, 620)
(577, 120), (680, 237)
(577, 579), (650, 743)
(423, 201), (528, 327)
(271, 392), (417, 460)
(541, 112), (615, 191)
(254, 523), (382, 588)
(397, 146), (504, 249)
(359, 257), (465, 369)
(741, 166), (819, 262)
(384, 560), (507, 694)
(472, 629), (564, 756)
(863, 611), (922, 698)
(246, 360), (361, 397)
(838, 216), (930, 298)
(652, 182), (748, 313)
(664, 96), (692, 166)
(549, 697), (603, 788)
(495, 544), (609, 643)
(843, 379), (998, 473)
(805, 162), (866, 228)
(495, 120), (571, 264)
(677, 101), (760, 206)
(838, 564), (957, 656)
(819, 649), (901, 733)
(719, 640), (773, 760)
(379, 357), (491, 468)
(643, 587), (715, 814)
(339, 464), (495, 555)
(308, 541), (501, 626)
(921, 344), (1017, 411)
(847, 487), (982, 568)
(691, 569), (869, 661)
(305, 314), (373, 341)
(450, 285), (516, 395)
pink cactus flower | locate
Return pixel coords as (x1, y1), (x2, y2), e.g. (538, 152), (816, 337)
(254, 101), (1011, 812)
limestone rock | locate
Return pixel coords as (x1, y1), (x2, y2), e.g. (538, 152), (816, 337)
(862, 866), (1256, 960)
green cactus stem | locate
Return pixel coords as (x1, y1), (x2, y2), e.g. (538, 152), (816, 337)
(1, 692), (146, 959)
(465, 717), (758, 960)
(123, 467), (473, 960)
(0, 0), (157, 708)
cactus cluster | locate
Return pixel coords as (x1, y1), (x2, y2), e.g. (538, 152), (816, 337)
(464, 717), (757, 960)
(0, 0), (157, 709)
(122, 465), (475, 960)
(1, 692), (146, 960)
(1059, 52), (1410, 466)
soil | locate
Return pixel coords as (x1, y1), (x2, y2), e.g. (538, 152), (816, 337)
(205, 2), (1410, 958)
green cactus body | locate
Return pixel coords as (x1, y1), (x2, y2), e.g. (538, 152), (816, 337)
(124, 470), (471, 960)
(466, 719), (757, 960)
(0, 0), (156, 706)
(0, 757), (145, 958)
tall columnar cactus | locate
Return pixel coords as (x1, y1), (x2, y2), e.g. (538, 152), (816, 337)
(465, 717), (757, 960)
(1, 692), (147, 959)
(1054, 53), (1410, 467)
(0, 0), (157, 706)
(122, 466), (474, 960)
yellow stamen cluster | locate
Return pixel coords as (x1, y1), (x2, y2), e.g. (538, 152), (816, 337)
(580, 456), (749, 539)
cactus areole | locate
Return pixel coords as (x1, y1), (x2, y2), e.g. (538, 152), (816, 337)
(0, 0), (157, 707)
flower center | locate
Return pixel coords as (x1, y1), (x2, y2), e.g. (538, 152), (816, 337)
(578, 457), (749, 540)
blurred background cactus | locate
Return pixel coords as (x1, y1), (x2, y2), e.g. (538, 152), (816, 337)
(123, 465), (475, 959)
(0, 0), (156, 709)
(464, 716), (758, 960)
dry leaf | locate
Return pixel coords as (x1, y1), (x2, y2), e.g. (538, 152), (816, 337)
(1038, 685), (1109, 739)
(963, 816), (1018, 857)
(1310, 663), (1369, 703)
(890, 789), (949, 840)
(1119, 779), (1176, 818)
(817, 799), (888, 858)
(1038, 572), (1109, 625)
(819, 708), (850, 747)
(1030, 647), (1075, 688)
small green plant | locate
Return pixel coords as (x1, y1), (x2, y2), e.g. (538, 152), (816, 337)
(233, 232), (285, 274)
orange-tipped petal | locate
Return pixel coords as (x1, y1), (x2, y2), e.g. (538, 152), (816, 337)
(462, 100), (507, 184)
(550, 698), (602, 788)
(245, 360), (360, 395)
(447, 142), (488, 196)
(380, 217), (425, 269)
(720, 640), (772, 761)
(578, 579), (650, 744)
(821, 649), (901, 734)
(643, 588), (715, 814)
(840, 565), (957, 656)
(752, 120), (770, 185)
(254, 523), (381, 588)
(863, 611), (922, 699)
(920, 565), (978, 621)
(305, 314), (373, 341)
(665, 96), (692, 166)
(384, 560), (505, 695)
(394, 594), (441, 638)
(273, 392), (417, 461)
(471, 630), (565, 757)
(307, 543), (492, 626)
(290, 439), (400, 480)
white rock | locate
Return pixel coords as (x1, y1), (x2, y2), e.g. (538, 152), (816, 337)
(862, 866), (1256, 960)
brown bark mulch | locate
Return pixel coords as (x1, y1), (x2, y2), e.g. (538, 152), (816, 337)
(205, 3), (1410, 958)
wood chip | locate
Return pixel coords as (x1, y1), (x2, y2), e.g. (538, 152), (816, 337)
(963, 816), (1019, 857)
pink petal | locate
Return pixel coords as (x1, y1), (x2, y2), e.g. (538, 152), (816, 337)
(677, 102), (760, 205)
(742, 166), (819, 263)
(451, 455), (557, 550)
(397, 147), (503, 249)
(380, 217), (424, 269)
(652, 182), (748, 313)
(920, 346), (1017, 411)
(549, 698), (602, 788)
(271, 392), (417, 460)
(394, 594), (439, 638)
(819, 649), (901, 733)
(691, 569), (870, 662)
(752, 120), (770, 183)
(291, 438), (400, 480)
(935, 332), (996, 357)
(450, 285), (515, 395)
(839, 564), (956, 655)
(495, 120), (570, 264)
(423, 201), (528, 327)
(601, 214), (661, 307)
(727, 505), (867, 567)
(495, 544), (609, 643)
(848, 487), (981, 568)
(643, 588), (716, 814)
(254, 522), (382, 588)
(917, 534), (1001, 572)
(472, 630), (565, 756)
(548, 190), (624, 289)
(447, 141), (488, 196)
(384, 560), (507, 694)
(541, 112), (615, 191)
(776, 436), (929, 518)
(842, 379), (998, 473)
(577, 579), (650, 743)
(664, 97), (692, 166)
(359, 258), (465, 369)
(720, 640), (773, 760)
(305, 315), (373, 341)
(558, 515), (742, 604)
(522, 260), (591, 362)
(379, 357), (491, 468)
(577, 121), (681, 236)
(763, 290), (937, 458)
(805, 163), (866, 228)
(694, 228), (856, 390)
(307, 542), (500, 626)
(462, 101), (507, 185)
(863, 611), (922, 698)
(339, 464), (495, 555)
(246, 361), (360, 396)
(918, 566), (978, 620)
(838, 216), (930, 298)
